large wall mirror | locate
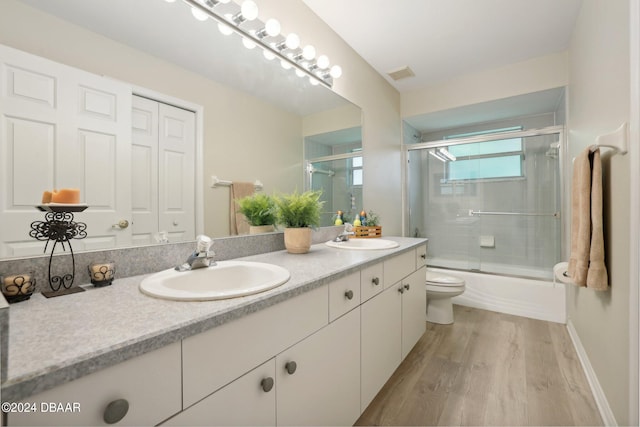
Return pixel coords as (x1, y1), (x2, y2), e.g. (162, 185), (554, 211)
(0, 0), (362, 259)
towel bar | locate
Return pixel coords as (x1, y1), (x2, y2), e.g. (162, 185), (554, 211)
(590, 122), (628, 155)
(210, 175), (263, 190)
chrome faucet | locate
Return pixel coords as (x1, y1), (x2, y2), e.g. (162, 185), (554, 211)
(175, 235), (216, 271)
(333, 223), (355, 242)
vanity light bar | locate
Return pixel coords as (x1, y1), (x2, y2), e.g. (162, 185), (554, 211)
(177, 0), (340, 88)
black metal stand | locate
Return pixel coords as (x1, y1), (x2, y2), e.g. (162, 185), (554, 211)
(31, 206), (88, 297)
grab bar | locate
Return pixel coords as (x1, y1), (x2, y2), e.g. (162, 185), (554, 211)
(469, 210), (560, 218)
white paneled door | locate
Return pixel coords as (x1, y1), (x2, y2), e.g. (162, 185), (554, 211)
(0, 44), (132, 257)
(131, 95), (195, 245)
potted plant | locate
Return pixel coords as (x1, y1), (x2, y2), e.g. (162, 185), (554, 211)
(274, 190), (324, 253)
(236, 193), (277, 234)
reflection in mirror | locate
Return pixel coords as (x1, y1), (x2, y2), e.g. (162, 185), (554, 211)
(303, 105), (363, 226)
(0, 0), (362, 260)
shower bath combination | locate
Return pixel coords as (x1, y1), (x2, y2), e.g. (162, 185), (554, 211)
(406, 125), (563, 281)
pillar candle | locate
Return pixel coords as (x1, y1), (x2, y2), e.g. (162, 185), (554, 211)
(51, 188), (80, 204)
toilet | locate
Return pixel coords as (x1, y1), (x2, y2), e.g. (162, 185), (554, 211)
(425, 269), (466, 324)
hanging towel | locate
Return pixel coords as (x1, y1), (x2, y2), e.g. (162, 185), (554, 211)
(586, 149), (608, 290)
(567, 147), (608, 290)
(229, 182), (255, 235)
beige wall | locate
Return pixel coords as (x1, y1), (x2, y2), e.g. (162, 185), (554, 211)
(0, 0), (303, 238)
(402, 51), (569, 119)
(567, 1), (631, 424)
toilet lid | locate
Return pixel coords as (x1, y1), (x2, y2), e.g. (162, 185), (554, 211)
(426, 270), (465, 287)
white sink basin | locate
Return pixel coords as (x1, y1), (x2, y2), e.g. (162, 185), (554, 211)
(325, 238), (399, 250)
(139, 261), (290, 301)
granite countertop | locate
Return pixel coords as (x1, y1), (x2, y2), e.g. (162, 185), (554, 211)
(2, 237), (426, 401)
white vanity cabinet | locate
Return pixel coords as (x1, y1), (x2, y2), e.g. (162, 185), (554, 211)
(276, 307), (361, 426)
(163, 359), (277, 426)
(360, 247), (427, 411)
(181, 284), (329, 408)
(8, 342), (182, 426)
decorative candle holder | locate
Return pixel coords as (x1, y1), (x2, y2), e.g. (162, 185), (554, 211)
(88, 262), (115, 287)
(1, 273), (35, 303)
(30, 205), (88, 297)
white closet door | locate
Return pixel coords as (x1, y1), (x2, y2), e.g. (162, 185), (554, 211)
(0, 44), (132, 257)
(131, 96), (195, 244)
(131, 96), (159, 245)
(158, 103), (195, 242)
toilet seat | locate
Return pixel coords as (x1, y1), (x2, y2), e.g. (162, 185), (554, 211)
(426, 271), (465, 288)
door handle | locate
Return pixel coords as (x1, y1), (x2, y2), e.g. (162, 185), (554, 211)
(112, 219), (129, 229)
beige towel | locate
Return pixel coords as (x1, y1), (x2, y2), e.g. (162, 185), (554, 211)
(229, 182), (255, 235)
(567, 147), (608, 290)
(586, 149), (608, 290)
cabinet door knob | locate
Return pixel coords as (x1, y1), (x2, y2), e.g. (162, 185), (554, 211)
(398, 287), (405, 294)
(421, 254), (426, 259)
(371, 277), (380, 286)
(285, 361), (297, 375)
(344, 290), (354, 300)
(103, 399), (129, 424)
(404, 284), (410, 291)
(261, 377), (274, 392)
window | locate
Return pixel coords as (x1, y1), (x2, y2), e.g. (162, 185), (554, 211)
(350, 149), (363, 186)
(443, 127), (524, 182)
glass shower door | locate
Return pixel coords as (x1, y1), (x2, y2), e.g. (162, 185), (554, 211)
(410, 129), (561, 280)
(307, 157), (363, 227)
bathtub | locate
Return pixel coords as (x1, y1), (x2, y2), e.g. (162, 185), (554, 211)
(428, 267), (566, 323)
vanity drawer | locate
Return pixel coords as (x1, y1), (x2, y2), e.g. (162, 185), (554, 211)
(383, 249), (416, 288)
(415, 244), (428, 268)
(182, 284), (328, 408)
(8, 342), (182, 426)
(329, 271), (361, 322)
(360, 262), (384, 302)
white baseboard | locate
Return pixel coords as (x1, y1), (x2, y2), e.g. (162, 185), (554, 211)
(566, 319), (617, 426)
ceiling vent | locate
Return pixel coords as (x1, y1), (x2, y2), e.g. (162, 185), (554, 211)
(387, 66), (415, 81)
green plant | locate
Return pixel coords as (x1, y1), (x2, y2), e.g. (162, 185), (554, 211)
(236, 193), (276, 226)
(274, 190), (325, 228)
(366, 210), (380, 226)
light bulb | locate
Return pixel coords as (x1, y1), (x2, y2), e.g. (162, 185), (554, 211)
(280, 59), (292, 70)
(263, 50), (276, 61)
(316, 55), (329, 69)
(295, 68), (306, 78)
(302, 45), (316, 61)
(264, 19), (281, 37)
(309, 76), (319, 86)
(218, 21), (233, 35)
(191, 7), (209, 21)
(330, 65), (342, 79)
(285, 33), (300, 50)
(240, 1), (259, 21)
(242, 37), (256, 49)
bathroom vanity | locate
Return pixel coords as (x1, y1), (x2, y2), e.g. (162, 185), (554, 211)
(2, 237), (427, 426)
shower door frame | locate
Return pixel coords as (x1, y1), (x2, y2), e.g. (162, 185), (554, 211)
(402, 124), (568, 267)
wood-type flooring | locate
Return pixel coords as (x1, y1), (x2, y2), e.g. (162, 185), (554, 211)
(356, 305), (603, 426)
